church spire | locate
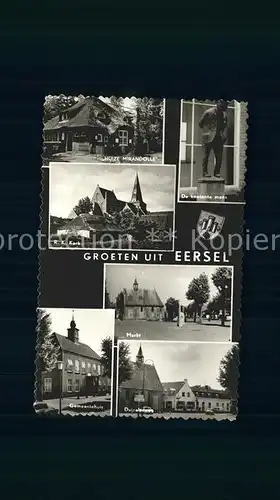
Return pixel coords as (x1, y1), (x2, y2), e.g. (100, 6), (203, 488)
(130, 173), (144, 203)
(67, 310), (79, 343)
(136, 345), (144, 366)
(133, 277), (139, 291)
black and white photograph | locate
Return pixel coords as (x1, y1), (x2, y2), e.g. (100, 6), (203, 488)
(116, 341), (239, 420)
(48, 163), (176, 251)
(105, 264), (234, 342)
(43, 96), (164, 166)
(178, 99), (247, 203)
(34, 308), (115, 416)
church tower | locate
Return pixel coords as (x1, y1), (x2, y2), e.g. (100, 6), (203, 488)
(133, 277), (139, 291)
(130, 173), (147, 214)
(136, 345), (144, 366)
(67, 310), (79, 343)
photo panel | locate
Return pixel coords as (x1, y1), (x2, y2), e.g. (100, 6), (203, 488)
(42, 96), (165, 166)
(48, 162), (176, 252)
(114, 340), (239, 420)
(178, 99), (247, 203)
(104, 264), (237, 343)
(34, 308), (115, 417)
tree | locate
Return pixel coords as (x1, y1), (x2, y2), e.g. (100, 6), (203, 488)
(35, 309), (60, 401)
(44, 94), (78, 122)
(211, 267), (232, 326)
(217, 345), (239, 401)
(105, 282), (115, 308)
(100, 337), (133, 385)
(185, 301), (197, 319)
(73, 196), (93, 215)
(186, 273), (210, 322)
(104, 210), (168, 250)
(165, 297), (179, 322)
(116, 292), (125, 320)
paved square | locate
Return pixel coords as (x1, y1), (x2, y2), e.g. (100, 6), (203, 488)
(115, 319), (231, 342)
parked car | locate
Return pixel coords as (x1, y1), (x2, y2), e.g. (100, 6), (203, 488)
(33, 401), (58, 415)
(205, 409), (215, 415)
(138, 406), (154, 414)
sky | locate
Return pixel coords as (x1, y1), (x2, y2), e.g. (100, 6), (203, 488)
(123, 341), (236, 389)
(42, 308), (115, 355)
(105, 264), (228, 307)
(50, 163), (175, 218)
(99, 96), (137, 115)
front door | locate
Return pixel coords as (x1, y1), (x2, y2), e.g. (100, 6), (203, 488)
(67, 131), (73, 151)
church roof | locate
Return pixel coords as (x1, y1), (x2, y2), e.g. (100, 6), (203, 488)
(162, 381), (185, 395)
(123, 288), (164, 307)
(54, 333), (101, 360)
(58, 213), (123, 233)
(121, 362), (163, 392)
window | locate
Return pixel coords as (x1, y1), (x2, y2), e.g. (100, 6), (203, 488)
(81, 361), (86, 374)
(187, 392), (190, 397)
(93, 364), (96, 372)
(44, 378), (52, 393)
(61, 132), (65, 141)
(216, 402), (220, 407)
(182, 392), (185, 397)
(151, 307), (154, 312)
(87, 362), (91, 372)
(222, 402), (225, 408)
(67, 379), (73, 392)
(45, 131), (59, 142)
(104, 136), (108, 143)
(75, 380), (80, 392)
(67, 359), (73, 372)
(119, 129), (129, 146)
(208, 402), (211, 408)
(96, 133), (103, 143)
(74, 360), (80, 373)
(97, 364), (101, 375)
(60, 112), (68, 121)
(179, 99), (240, 189)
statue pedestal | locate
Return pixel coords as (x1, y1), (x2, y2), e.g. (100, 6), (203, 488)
(197, 177), (225, 202)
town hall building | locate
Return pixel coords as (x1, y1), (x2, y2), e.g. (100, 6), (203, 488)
(42, 312), (110, 401)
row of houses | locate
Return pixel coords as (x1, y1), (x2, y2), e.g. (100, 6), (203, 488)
(119, 346), (232, 413)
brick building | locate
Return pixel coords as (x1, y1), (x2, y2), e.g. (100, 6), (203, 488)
(117, 277), (164, 321)
(42, 313), (110, 400)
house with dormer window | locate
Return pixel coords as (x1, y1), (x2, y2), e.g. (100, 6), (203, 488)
(162, 381), (231, 413)
(43, 96), (134, 156)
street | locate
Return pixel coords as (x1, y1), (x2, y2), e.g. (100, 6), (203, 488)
(43, 395), (112, 416)
(119, 412), (236, 421)
(115, 319), (231, 342)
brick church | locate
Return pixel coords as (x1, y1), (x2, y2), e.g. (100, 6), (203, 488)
(117, 277), (164, 321)
(119, 345), (163, 412)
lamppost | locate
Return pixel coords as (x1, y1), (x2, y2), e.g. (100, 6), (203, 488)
(57, 361), (64, 415)
(142, 359), (154, 411)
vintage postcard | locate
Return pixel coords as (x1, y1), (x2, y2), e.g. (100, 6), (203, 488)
(178, 99), (247, 203)
(114, 340), (239, 420)
(34, 308), (114, 416)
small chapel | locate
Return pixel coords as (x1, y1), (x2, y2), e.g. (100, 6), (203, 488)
(118, 277), (164, 321)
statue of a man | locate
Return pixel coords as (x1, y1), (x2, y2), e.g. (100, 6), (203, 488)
(199, 99), (228, 178)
